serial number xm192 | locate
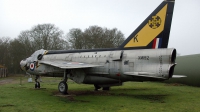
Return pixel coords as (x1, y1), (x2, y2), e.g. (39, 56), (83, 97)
(138, 56), (149, 60)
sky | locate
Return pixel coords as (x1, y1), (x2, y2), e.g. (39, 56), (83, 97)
(0, 0), (200, 56)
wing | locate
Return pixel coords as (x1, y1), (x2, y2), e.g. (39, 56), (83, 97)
(124, 72), (165, 79)
(124, 72), (187, 79)
(40, 60), (103, 69)
(172, 75), (187, 78)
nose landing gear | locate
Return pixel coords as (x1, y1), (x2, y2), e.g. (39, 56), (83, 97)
(35, 75), (40, 88)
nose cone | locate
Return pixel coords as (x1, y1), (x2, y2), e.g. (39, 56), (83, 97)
(20, 60), (27, 71)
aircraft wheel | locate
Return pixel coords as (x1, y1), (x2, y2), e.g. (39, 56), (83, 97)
(94, 84), (101, 91)
(102, 87), (110, 91)
(35, 82), (40, 88)
(37, 82), (40, 88)
(58, 81), (68, 94)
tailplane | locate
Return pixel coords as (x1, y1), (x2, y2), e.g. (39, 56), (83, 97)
(119, 0), (175, 49)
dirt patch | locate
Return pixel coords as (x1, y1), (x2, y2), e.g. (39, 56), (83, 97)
(53, 90), (168, 103)
(53, 90), (113, 97)
(70, 90), (113, 96)
(0, 79), (14, 85)
(53, 90), (114, 102)
(165, 83), (185, 86)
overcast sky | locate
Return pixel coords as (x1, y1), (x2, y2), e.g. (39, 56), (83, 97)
(0, 0), (200, 55)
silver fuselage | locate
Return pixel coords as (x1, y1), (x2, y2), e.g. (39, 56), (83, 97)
(20, 48), (176, 86)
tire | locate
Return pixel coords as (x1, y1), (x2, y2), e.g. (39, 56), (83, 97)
(94, 84), (101, 91)
(35, 82), (40, 88)
(35, 83), (37, 88)
(37, 82), (40, 88)
(58, 81), (68, 94)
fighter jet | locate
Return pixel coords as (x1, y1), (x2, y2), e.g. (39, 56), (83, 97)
(20, 0), (176, 94)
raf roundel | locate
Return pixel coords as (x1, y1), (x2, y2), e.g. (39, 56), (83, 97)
(30, 63), (35, 71)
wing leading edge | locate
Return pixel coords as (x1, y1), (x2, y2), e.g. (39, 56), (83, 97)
(40, 60), (103, 69)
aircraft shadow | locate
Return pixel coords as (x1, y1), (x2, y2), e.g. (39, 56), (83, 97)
(53, 88), (169, 103)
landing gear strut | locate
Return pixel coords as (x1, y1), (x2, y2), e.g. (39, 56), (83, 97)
(35, 75), (40, 88)
(58, 70), (69, 94)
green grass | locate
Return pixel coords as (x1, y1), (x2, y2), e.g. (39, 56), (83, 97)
(1, 76), (200, 112)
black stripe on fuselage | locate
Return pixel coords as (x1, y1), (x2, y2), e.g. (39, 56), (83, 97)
(46, 45), (164, 55)
(46, 48), (119, 54)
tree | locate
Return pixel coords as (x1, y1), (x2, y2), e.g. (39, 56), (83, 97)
(83, 26), (104, 49)
(9, 39), (26, 73)
(0, 37), (11, 68)
(30, 24), (68, 50)
(67, 28), (84, 49)
(6, 24), (69, 73)
(105, 28), (125, 47)
(0, 24), (125, 74)
(67, 25), (125, 49)
(18, 24), (69, 53)
(17, 30), (35, 56)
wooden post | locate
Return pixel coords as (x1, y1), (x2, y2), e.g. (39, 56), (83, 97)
(0, 68), (2, 78)
(3, 68), (5, 77)
(2, 68), (4, 78)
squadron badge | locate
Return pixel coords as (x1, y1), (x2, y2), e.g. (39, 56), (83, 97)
(148, 15), (161, 29)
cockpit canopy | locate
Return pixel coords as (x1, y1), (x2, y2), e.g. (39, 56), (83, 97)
(27, 49), (47, 62)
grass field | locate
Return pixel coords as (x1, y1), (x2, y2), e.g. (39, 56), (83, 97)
(0, 76), (200, 112)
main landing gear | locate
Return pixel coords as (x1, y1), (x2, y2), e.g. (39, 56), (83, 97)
(58, 81), (68, 94)
(58, 70), (69, 95)
(94, 84), (110, 91)
(35, 75), (40, 88)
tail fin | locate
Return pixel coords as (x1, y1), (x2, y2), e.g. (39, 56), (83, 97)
(119, 0), (175, 49)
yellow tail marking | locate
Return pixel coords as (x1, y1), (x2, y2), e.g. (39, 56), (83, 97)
(124, 4), (168, 48)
